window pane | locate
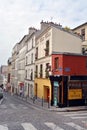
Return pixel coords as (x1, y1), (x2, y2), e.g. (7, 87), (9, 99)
(55, 57), (59, 69)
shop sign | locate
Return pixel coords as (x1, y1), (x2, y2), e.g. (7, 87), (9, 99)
(68, 89), (82, 100)
(58, 67), (62, 72)
(64, 67), (71, 72)
(68, 81), (81, 89)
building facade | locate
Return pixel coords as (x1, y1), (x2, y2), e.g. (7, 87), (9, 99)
(10, 21), (87, 107)
(18, 35), (27, 96)
(50, 53), (87, 107)
(7, 57), (12, 92)
(34, 21), (82, 104)
(73, 22), (87, 54)
(25, 27), (37, 98)
(11, 43), (20, 94)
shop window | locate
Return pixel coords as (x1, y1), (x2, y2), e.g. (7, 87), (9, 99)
(54, 57), (59, 69)
(81, 28), (85, 41)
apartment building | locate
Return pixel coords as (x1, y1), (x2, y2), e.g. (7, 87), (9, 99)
(34, 21), (82, 105)
(18, 35), (27, 96)
(25, 27), (37, 98)
(7, 57), (12, 92)
(10, 21), (86, 107)
(72, 22), (87, 53)
(11, 43), (19, 94)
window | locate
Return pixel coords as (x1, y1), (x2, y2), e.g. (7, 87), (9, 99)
(30, 69), (33, 80)
(35, 65), (38, 78)
(81, 29), (85, 41)
(45, 40), (49, 56)
(25, 70), (27, 79)
(26, 56), (28, 65)
(35, 47), (38, 59)
(32, 38), (34, 48)
(54, 57), (59, 69)
(31, 53), (33, 63)
(45, 63), (49, 78)
(82, 48), (85, 54)
(40, 64), (43, 78)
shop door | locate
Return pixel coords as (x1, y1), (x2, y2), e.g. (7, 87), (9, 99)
(53, 81), (59, 106)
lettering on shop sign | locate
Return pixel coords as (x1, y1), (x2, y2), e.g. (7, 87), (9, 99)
(68, 81), (81, 89)
(68, 89), (82, 100)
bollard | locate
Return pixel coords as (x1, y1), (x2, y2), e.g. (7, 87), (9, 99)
(26, 96), (27, 102)
(33, 96), (35, 103)
(42, 97), (43, 107)
(48, 98), (50, 108)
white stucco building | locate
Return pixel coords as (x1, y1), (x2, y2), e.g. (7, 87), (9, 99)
(18, 35), (28, 95)
(25, 27), (37, 98)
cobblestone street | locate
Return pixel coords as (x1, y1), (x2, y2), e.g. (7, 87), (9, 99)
(0, 93), (87, 130)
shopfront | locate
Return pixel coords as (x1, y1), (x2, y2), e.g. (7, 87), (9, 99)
(50, 75), (87, 107)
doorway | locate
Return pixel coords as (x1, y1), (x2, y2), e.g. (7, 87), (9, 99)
(44, 86), (50, 102)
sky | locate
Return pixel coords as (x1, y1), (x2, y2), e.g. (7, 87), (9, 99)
(0, 0), (87, 66)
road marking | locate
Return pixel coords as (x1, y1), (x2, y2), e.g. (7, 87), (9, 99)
(65, 122), (87, 130)
(0, 104), (7, 109)
(0, 125), (8, 130)
(22, 123), (37, 130)
(82, 121), (87, 123)
(64, 113), (87, 117)
(45, 122), (64, 130)
(9, 103), (17, 109)
(71, 116), (87, 119)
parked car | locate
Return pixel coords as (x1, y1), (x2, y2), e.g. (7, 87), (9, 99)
(0, 87), (3, 99)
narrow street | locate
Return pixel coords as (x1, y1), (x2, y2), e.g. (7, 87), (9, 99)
(0, 93), (87, 130)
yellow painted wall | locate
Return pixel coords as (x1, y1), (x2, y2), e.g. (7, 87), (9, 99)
(34, 78), (51, 101)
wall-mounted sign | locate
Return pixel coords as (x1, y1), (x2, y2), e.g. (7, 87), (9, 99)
(68, 89), (82, 100)
(58, 67), (62, 72)
(64, 67), (71, 72)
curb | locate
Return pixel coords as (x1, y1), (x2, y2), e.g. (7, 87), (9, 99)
(14, 95), (87, 112)
(49, 107), (87, 112)
(66, 108), (87, 112)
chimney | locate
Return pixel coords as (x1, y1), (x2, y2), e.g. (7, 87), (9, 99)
(29, 27), (37, 35)
(40, 20), (49, 30)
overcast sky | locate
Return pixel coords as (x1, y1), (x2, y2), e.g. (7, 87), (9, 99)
(0, 0), (87, 66)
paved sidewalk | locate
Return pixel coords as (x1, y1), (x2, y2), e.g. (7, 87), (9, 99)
(14, 95), (87, 112)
